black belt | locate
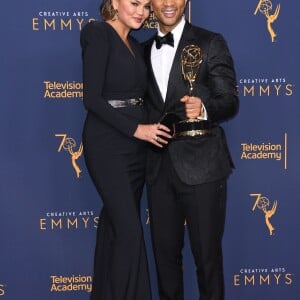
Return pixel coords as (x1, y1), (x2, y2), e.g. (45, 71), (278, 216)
(158, 113), (212, 138)
(107, 98), (144, 108)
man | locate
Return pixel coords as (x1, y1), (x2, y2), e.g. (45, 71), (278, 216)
(143, 0), (239, 299)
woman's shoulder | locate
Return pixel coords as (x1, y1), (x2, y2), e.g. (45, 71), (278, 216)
(81, 20), (109, 41)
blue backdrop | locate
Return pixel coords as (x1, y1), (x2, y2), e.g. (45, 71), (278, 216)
(1, 0), (299, 299)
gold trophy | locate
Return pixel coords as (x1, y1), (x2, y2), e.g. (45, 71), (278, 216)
(181, 44), (203, 98)
(174, 44), (211, 137)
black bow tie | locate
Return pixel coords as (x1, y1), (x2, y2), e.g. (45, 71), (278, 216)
(155, 32), (174, 49)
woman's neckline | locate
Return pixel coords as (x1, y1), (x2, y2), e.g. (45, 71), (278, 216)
(104, 21), (135, 58)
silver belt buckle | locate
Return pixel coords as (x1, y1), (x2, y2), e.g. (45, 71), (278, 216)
(128, 98), (143, 106)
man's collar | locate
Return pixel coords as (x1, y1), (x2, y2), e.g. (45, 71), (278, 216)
(157, 17), (186, 45)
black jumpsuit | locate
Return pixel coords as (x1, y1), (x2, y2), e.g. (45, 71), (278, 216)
(80, 21), (151, 300)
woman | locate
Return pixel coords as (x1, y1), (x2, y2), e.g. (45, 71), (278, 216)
(80, 0), (171, 299)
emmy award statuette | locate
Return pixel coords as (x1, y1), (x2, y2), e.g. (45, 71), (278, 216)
(173, 44), (211, 138)
(181, 44), (203, 98)
(155, 44), (212, 143)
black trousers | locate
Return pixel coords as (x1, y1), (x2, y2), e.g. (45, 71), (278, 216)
(147, 151), (227, 300)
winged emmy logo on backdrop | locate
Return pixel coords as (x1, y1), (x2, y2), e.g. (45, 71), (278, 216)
(250, 193), (278, 236)
(55, 134), (83, 178)
(254, 0), (280, 42)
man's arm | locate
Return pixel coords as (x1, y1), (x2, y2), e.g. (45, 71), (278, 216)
(200, 34), (239, 123)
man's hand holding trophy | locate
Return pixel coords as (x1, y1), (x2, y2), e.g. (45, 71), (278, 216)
(174, 44), (212, 138)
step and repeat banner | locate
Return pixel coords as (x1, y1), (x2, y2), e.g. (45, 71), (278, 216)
(0, 0), (299, 299)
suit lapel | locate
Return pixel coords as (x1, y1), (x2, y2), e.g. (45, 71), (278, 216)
(165, 22), (197, 107)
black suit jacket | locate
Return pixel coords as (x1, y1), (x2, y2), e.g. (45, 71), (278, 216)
(144, 22), (239, 185)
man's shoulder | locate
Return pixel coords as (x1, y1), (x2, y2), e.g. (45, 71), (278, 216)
(187, 23), (220, 40)
(183, 23), (228, 50)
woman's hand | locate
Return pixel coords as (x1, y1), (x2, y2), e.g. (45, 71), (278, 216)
(134, 123), (172, 148)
